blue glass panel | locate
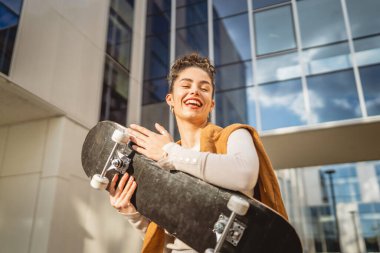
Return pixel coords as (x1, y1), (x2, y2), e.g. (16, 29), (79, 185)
(354, 35), (380, 67)
(0, 1), (22, 74)
(297, 0), (347, 48)
(252, 0), (289, 10)
(213, 0), (247, 18)
(346, 0), (380, 38)
(146, 11), (171, 36)
(257, 52), (300, 84)
(216, 88), (256, 127)
(307, 70), (361, 123)
(176, 24), (208, 57)
(359, 64), (380, 116)
(144, 34), (170, 79)
(176, 1), (207, 28)
(215, 61), (253, 91)
(142, 102), (170, 132)
(254, 5), (296, 55)
(214, 14), (251, 66)
(147, 0), (171, 15)
(177, 0), (205, 8)
(143, 78), (168, 105)
(259, 79), (306, 130)
(303, 43), (351, 75)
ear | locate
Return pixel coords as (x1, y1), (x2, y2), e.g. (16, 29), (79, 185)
(210, 99), (215, 113)
(166, 93), (174, 107)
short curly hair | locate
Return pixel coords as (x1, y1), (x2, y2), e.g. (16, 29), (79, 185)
(167, 53), (216, 96)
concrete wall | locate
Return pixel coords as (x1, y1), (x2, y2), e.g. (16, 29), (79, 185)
(0, 0), (143, 252)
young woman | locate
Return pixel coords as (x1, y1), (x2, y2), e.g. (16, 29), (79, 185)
(109, 53), (287, 253)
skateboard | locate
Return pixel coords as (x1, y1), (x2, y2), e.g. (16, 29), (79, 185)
(81, 121), (303, 253)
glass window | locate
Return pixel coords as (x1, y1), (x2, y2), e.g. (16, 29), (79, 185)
(143, 78), (168, 105)
(214, 14), (251, 66)
(144, 34), (170, 80)
(213, 0), (247, 19)
(252, 0), (290, 10)
(297, 0), (347, 49)
(107, 7), (133, 70)
(259, 79), (306, 130)
(215, 61), (253, 91)
(147, 0), (170, 15)
(354, 35), (380, 67)
(0, 0), (23, 74)
(176, 24), (208, 57)
(359, 64), (380, 116)
(254, 5), (296, 55)
(146, 12), (171, 36)
(176, 1), (207, 29)
(346, 0), (380, 39)
(256, 52), (300, 84)
(307, 70), (361, 124)
(100, 57), (129, 124)
(303, 42), (351, 76)
(216, 88), (255, 128)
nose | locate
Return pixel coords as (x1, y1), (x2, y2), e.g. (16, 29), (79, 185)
(189, 86), (200, 95)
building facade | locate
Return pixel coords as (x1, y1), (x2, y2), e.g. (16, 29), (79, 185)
(0, 0), (380, 253)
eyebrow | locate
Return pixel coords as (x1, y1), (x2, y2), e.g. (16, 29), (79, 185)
(179, 78), (211, 85)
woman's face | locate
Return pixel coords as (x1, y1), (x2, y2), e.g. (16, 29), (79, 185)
(166, 67), (215, 125)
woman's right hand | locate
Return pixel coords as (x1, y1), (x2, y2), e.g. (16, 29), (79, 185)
(109, 173), (137, 214)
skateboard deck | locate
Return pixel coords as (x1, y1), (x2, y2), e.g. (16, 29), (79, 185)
(81, 121), (303, 253)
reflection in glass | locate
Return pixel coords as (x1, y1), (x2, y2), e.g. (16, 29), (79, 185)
(176, 24), (208, 57)
(346, 0), (380, 39)
(307, 70), (361, 123)
(100, 56), (129, 124)
(257, 52), (300, 84)
(252, 0), (289, 10)
(0, 0), (23, 74)
(215, 61), (252, 91)
(359, 64), (380, 116)
(214, 14), (251, 66)
(107, 4), (133, 70)
(297, 0), (346, 49)
(144, 34), (170, 79)
(146, 11), (171, 36)
(354, 35), (380, 67)
(143, 78), (168, 105)
(216, 88), (253, 128)
(254, 5), (296, 55)
(147, 0), (170, 15)
(176, 1), (207, 29)
(303, 43), (351, 75)
(259, 79), (306, 130)
(213, 0), (247, 19)
(142, 102), (170, 131)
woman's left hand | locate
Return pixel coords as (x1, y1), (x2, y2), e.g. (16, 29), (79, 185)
(127, 123), (173, 161)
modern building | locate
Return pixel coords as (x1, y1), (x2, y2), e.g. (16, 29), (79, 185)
(0, 0), (379, 253)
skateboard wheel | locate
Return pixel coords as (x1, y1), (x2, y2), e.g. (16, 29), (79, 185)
(111, 129), (129, 144)
(90, 174), (109, 190)
(227, 195), (250, 216)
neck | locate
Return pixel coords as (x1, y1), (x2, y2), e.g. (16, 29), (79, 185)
(176, 118), (208, 148)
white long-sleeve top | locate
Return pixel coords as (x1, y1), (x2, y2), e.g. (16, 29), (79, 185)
(122, 128), (260, 252)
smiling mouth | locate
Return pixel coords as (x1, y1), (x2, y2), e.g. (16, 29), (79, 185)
(184, 99), (203, 108)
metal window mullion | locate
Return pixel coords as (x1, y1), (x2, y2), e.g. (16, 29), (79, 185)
(208, 0), (216, 124)
(291, 0), (312, 125)
(169, 0), (176, 135)
(247, 0), (261, 131)
(340, 0), (368, 117)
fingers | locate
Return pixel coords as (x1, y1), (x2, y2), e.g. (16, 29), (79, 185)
(129, 124), (153, 138)
(109, 174), (119, 196)
(110, 173), (137, 210)
(155, 123), (169, 136)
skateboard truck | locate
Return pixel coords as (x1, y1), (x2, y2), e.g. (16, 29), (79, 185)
(205, 195), (250, 253)
(90, 129), (131, 190)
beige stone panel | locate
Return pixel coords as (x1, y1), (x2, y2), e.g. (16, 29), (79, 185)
(1, 120), (48, 176)
(50, 17), (103, 127)
(0, 126), (9, 174)
(0, 173), (40, 253)
(51, 0), (109, 50)
(10, 1), (60, 99)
